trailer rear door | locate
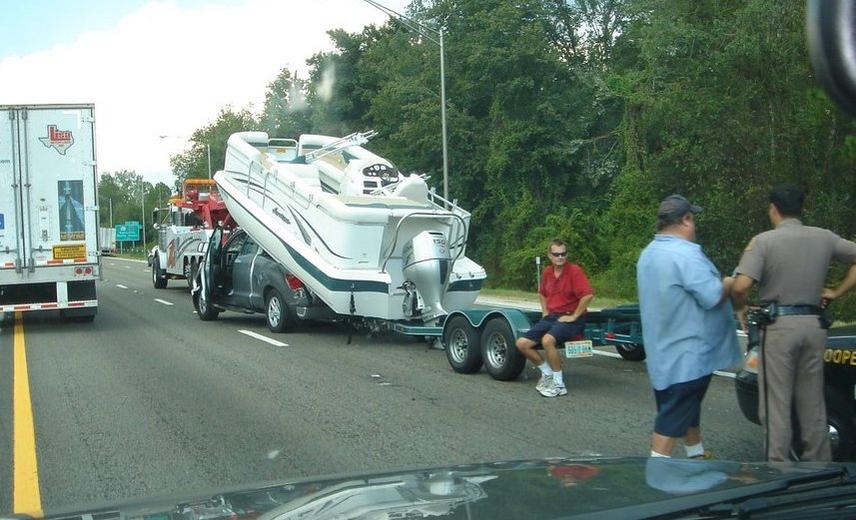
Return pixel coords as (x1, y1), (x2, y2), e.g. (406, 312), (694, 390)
(20, 105), (99, 269)
(0, 107), (24, 272)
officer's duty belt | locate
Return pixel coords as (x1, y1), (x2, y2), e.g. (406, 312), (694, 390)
(776, 305), (824, 317)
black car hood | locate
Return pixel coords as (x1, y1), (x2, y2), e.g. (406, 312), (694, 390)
(28, 457), (856, 520)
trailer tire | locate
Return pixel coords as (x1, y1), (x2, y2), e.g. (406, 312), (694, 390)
(481, 318), (526, 381)
(193, 291), (219, 321)
(615, 343), (646, 361)
(265, 288), (295, 333)
(152, 256), (167, 289)
(60, 309), (96, 323)
(444, 315), (483, 374)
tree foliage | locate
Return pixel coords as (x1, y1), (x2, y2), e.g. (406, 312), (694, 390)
(98, 169), (170, 248)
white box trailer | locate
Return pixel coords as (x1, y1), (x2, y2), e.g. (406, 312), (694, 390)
(99, 226), (116, 255)
(0, 104), (100, 320)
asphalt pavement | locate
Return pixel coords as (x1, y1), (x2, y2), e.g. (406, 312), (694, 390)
(0, 257), (764, 515)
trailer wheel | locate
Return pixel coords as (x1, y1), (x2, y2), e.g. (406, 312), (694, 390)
(444, 315), (483, 374)
(152, 256), (167, 289)
(481, 318), (526, 381)
(615, 343), (646, 361)
(265, 288), (295, 333)
(193, 290), (219, 321)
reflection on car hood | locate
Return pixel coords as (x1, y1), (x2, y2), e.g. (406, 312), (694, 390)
(37, 457), (856, 520)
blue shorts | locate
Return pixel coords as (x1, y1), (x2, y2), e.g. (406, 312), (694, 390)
(521, 314), (586, 345)
(653, 375), (712, 438)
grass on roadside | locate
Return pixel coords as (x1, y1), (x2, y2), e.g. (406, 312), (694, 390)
(480, 287), (632, 310)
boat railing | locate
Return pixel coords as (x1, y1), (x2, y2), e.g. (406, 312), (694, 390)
(380, 212), (468, 273)
(304, 131), (378, 163)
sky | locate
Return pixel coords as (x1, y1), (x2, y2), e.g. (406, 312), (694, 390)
(0, 0), (410, 187)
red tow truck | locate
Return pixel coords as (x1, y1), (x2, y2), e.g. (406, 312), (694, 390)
(149, 179), (233, 289)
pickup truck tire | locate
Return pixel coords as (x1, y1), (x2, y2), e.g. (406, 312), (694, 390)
(265, 288), (295, 333)
(615, 343), (646, 361)
(193, 291), (219, 321)
(444, 315), (483, 374)
(152, 256), (167, 289)
(481, 318), (526, 381)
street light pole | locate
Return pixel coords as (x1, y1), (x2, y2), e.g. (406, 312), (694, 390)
(439, 27), (448, 206)
(140, 176), (146, 249)
(362, 0), (449, 205)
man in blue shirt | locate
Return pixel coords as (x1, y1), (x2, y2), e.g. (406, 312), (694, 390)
(637, 195), (740, 458)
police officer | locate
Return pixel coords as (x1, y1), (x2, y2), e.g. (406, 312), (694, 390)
(733, 184), (856, 461)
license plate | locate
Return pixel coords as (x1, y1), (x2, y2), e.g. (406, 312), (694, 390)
(53, 243), (86, 260)
(564, 340), (593, 359)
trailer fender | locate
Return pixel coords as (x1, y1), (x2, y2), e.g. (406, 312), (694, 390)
(443, 308), (534, 337)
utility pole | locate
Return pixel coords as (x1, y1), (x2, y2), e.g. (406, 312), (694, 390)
(362, 0), (450, 205)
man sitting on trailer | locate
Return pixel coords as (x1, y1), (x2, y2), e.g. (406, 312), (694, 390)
(515, 239), (594, 398)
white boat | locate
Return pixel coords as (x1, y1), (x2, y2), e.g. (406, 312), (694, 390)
(214, 131), (486, 324)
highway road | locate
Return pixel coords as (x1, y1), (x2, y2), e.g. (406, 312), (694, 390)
(0, 257), (763, 516)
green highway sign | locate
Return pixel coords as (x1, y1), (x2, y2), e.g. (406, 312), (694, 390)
(116, 222), (141, 242)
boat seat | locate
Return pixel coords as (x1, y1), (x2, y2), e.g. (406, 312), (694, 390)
(278, 163), (322, 189)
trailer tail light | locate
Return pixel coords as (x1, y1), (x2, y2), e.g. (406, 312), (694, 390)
(75, 267), (83, 275)
(285, 274), (304, 291)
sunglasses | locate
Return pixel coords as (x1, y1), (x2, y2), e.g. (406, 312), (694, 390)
(550, 251), (567, 258)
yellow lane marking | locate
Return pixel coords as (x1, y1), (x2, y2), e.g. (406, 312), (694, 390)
(13, 312), (43, 517)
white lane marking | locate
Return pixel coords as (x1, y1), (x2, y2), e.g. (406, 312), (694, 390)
(592, 349), (623, 360)
(116, 284), (128, 289)
(142, 269), (149, 273)
(238, 330), (289, 347)
(713, 370), (736, 379)
(593, 348), (736, 379)
(124, 266), (130, 269)
(110, 257), (148, 264)
(154, 299), (174, 306)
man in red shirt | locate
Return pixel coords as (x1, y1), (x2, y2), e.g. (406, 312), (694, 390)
(515, 239), (594, 397)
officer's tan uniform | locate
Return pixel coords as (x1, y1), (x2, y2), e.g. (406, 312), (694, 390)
(737, 218), (856, 461)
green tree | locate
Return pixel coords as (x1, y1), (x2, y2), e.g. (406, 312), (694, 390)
(169, 107), (258, 187)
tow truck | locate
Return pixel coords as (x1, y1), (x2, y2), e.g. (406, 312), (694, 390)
(150, 179), (232, 289)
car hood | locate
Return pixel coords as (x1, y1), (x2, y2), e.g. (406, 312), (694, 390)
(33, 457), (856, 520)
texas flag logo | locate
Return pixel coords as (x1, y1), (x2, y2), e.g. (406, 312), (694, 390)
(39, 125), (75, 155)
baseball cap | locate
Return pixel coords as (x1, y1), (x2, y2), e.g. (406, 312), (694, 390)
(657, 195), (702, 219)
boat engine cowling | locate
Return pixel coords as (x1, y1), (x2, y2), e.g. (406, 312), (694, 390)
(402, 231), (451, 322)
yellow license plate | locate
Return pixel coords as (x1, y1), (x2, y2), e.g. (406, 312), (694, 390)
(564, 340), (594, 359)
(53, 243), (86, 260)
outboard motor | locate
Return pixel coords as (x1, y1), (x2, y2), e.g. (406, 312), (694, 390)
(402, 231), (451, 322)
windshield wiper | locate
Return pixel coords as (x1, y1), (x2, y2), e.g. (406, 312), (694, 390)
(699, 466), (856, 518)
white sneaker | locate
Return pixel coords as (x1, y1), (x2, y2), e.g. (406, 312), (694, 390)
(539, 379), (568, 397)
(536, 373), (551, 393)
